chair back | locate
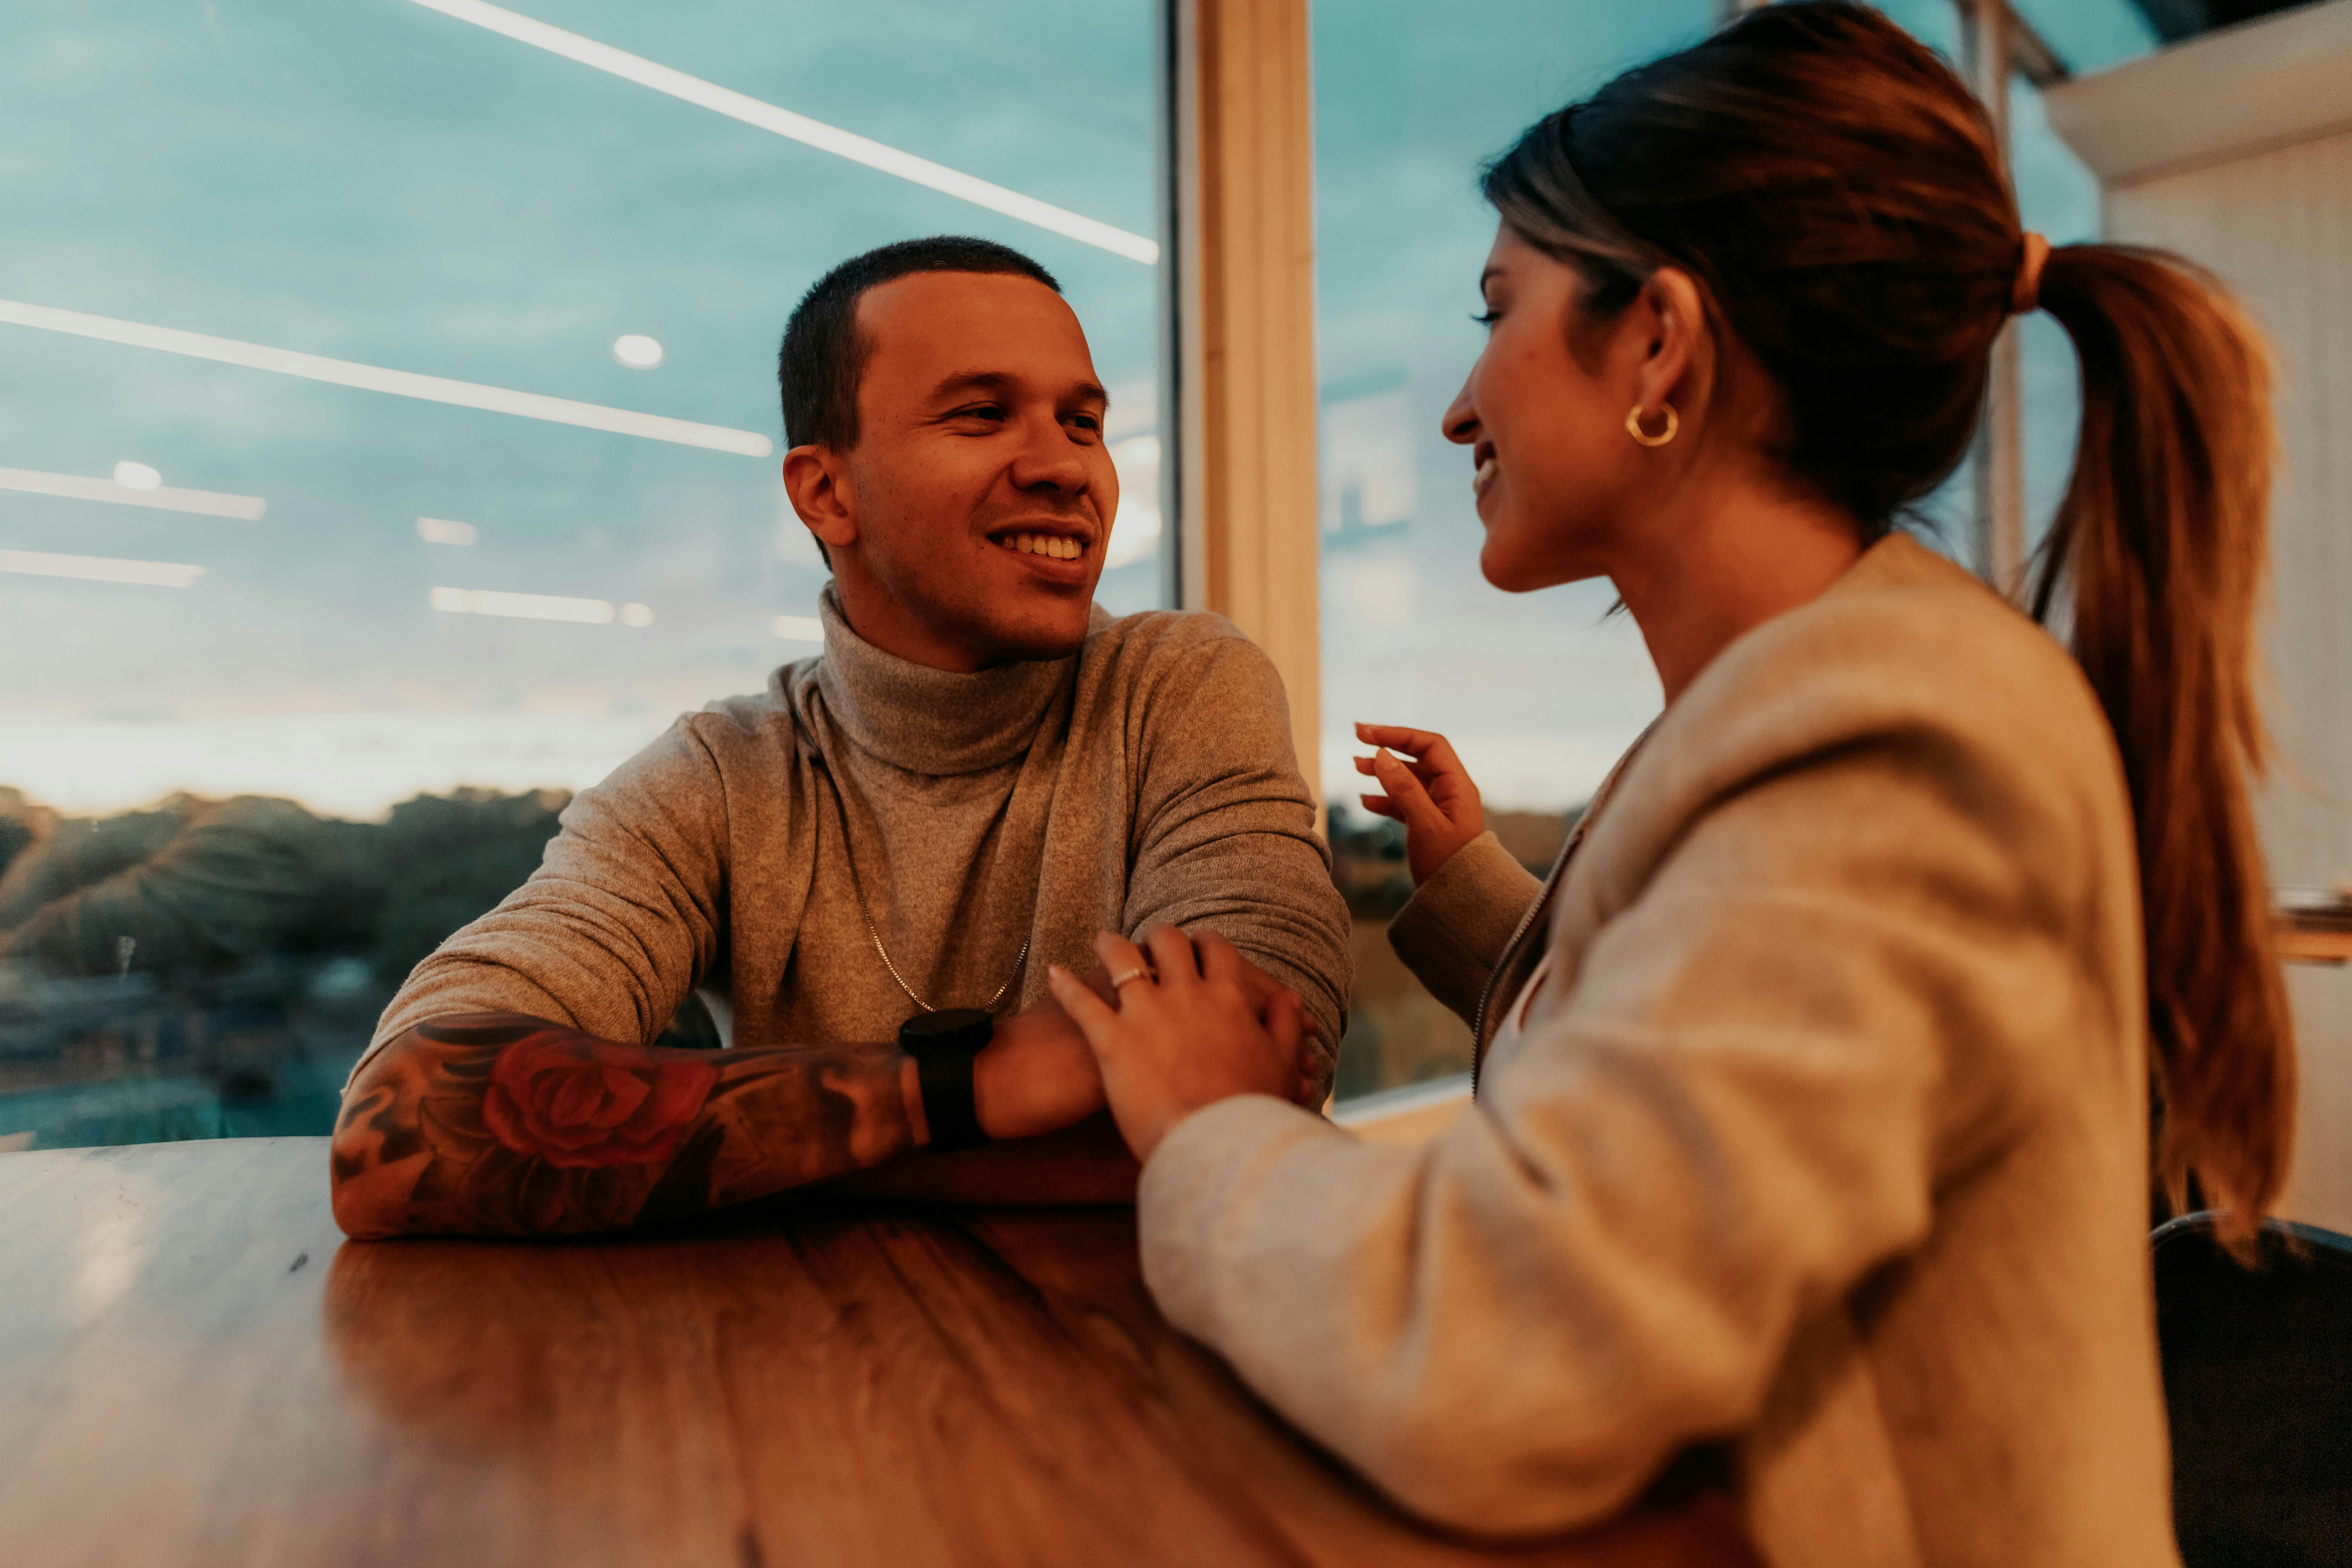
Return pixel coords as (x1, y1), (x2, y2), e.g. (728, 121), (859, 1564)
(2153, 1211), (2352, 1567)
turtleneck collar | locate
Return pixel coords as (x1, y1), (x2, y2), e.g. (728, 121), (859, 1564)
(810, 581), (1100, 775)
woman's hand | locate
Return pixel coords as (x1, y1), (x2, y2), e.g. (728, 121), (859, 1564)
(1047, 926), (1314, 1164)
(1353, 722), (1487, 885)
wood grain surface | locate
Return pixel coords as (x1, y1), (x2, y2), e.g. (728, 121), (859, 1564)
(0, 1139), (1750, 1568)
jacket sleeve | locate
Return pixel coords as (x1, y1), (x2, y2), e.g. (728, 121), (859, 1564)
(356, 718), (731, 1081)
(1135, 727), (2084, 1536)
(1384, 830), (1545, 1025)
(1118, 631), (1355, 1095)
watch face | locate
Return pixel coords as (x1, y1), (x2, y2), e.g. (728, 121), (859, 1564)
(900, 1007), (993, 1056)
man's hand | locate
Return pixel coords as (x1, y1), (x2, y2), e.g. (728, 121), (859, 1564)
(1353, 722), (1487, 886)
(1048, 927), (1315, 1164)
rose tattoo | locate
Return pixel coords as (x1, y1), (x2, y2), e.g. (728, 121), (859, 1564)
(480, 1031), (720, 1167)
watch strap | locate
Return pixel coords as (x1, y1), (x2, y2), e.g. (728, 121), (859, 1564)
(914, 1047), (986, 1151)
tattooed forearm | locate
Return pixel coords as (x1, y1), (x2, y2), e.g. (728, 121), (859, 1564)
(329, 1013), (916, 1239)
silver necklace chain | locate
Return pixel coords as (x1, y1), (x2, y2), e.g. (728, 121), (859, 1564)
(824, 764), (1030, 1015)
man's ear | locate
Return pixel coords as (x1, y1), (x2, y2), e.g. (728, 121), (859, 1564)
(782, 445), (856, 556)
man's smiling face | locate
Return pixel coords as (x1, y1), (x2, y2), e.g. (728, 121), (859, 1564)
(787, 270), (1121, 671)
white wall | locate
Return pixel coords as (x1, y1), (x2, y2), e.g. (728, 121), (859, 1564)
(2052, 8), (2352, 1231)
(2108, 130), (2352, 889)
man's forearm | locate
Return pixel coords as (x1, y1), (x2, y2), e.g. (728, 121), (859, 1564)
(330, 1012), (919, 1239)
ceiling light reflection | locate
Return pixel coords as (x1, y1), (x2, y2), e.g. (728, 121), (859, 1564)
(0, 297), (773, 458)
(0, 548), (203, 588)
(431, 586), (615, 624)
(0, 465), (265, 521)
(1104, 433), (1164, 569)
(1103, 504), (1164, 570)
(613, 335), (664, 369)
(619, 602), (653, 627)
(112, 460), (162, 491)
(771, 614), (822, 643)
(404, 0), (1158, 265)
(416, 517), (480, 546)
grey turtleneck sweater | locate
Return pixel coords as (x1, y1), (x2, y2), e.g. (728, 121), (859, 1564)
(361, 590), (1351, 1090)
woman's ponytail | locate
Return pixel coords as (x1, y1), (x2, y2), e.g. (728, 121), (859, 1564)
(2031, 245), (2295, 1243)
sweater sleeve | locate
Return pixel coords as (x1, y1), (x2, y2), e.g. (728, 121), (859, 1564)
(1119, 630), (1354, 1094)
(1384, 830), (1545, 1025)
(1136, 727), (2081, 1536)
(357, 718), (732, 1081)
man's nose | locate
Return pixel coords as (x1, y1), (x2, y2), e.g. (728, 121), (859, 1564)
(1007, 414), (1090, 494)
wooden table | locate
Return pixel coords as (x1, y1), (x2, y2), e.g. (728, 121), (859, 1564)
(0, 1139), (1749, 1568)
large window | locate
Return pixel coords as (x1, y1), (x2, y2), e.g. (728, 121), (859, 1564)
(0, 0), (2197, 1143)
(0, 0), (1167, 1149)
(1313, 1), (1715, 1100)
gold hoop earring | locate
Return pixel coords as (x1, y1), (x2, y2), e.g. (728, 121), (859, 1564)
(1626, 402), (1678, 447)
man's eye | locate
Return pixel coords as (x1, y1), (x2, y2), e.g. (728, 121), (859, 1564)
(1067, 413), (1101, 432)
(952, 404), (1006, 422)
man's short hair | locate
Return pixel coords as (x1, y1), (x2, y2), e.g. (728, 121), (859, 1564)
(777, 236), (1062, 451)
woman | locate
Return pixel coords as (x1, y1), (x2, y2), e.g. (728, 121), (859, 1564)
(1045, 5), (2294, 1563)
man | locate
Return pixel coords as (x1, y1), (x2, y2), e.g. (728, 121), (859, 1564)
(331, 236), (1351, 1238)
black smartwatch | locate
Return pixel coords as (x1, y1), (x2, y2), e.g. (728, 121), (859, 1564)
(898, 1007), (993, 1151)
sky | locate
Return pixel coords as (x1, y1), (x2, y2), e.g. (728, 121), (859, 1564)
(1310, 0), (1715, 809)
(1, 0), (1165, 816)
(1309, 0), (2108, 810)
(4, 0), (2116, 820)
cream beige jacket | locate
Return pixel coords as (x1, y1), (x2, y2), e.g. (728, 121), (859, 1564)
(1138, 536), (2180, 1566)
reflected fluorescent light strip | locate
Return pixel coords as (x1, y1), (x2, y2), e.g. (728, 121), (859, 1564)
(0, 298), (772, 458)
(0, 464), (266, 521)
(0, 548), (203, 588)
(405, 0), (1159, 266)
(432, 585), (615, 624)
(417, 516), (479, 545)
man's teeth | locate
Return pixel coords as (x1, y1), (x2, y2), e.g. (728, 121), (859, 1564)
(1472, 457), (1500, 496)
(998, 533), (1085, 560)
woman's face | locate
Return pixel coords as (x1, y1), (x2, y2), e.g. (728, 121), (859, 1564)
(1444, 225), (1649, 594)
